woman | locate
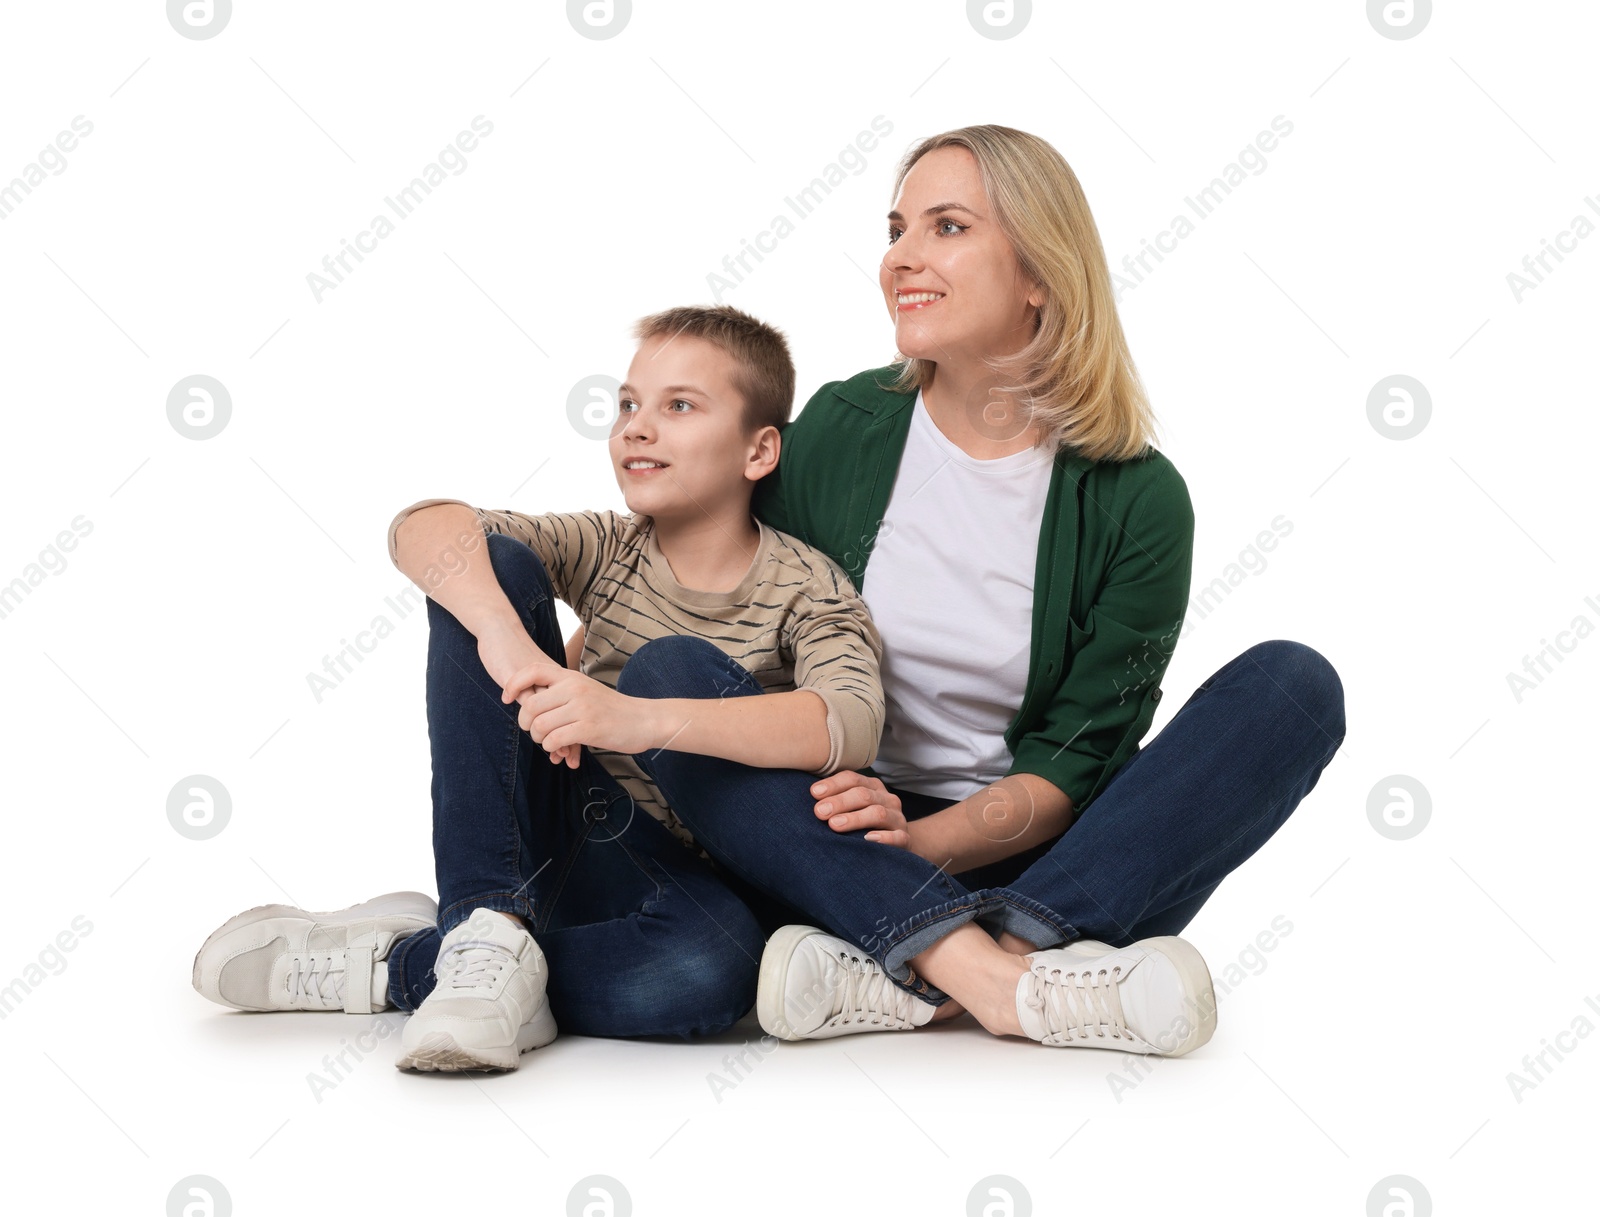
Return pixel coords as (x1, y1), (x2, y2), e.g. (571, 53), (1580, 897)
(615, 124), (1346, 1053)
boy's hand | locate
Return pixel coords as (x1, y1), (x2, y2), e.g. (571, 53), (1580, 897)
(475, 617), (547, 692)
(501, 658), (665, 760)
(515, 682), (581, 769)
(473, 621), (584, 767)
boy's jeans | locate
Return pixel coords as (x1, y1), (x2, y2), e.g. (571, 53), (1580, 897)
(627, 639), (1347, 1005)
(385, 532), (772, 1037)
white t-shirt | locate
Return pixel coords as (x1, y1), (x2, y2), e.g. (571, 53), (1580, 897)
(862, 389), (1057, 799)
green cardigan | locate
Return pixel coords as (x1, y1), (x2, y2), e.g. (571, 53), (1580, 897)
(752, 365), (1195, 819)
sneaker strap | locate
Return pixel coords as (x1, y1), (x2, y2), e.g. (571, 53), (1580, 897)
(343, 930), (380, 1014)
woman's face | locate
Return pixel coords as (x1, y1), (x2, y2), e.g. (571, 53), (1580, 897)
(879, 145), (1042, 368)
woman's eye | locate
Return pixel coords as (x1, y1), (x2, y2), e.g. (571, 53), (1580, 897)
(887, 220), (964, 244)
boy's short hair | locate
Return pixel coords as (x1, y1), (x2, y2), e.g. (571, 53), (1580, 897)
(630, 304), (795, 438)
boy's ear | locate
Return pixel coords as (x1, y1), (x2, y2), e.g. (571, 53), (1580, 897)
(746, 423), (782, 481)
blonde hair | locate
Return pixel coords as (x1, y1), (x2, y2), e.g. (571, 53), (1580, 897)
(884, 125), (1160, 463)
(631, 304), (795, 437)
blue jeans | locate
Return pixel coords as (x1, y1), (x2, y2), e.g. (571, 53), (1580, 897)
(626, 636), (1346, 1005)
(386, 532), (768, 1037)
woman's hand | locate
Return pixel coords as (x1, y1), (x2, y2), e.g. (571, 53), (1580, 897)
(501, 657), (665, 761)
(812, 771), (915, 851)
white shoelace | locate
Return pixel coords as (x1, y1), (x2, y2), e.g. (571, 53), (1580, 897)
(1023, 963), (1133, 1042)
(286, 953), (345, 1007)
(827, 948), (922, 1029)
(438, 940), (513, 993)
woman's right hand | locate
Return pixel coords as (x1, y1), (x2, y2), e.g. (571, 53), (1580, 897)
(811, 771), (912, 850)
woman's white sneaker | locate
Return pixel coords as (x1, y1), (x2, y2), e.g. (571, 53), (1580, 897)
(395, 908), (558, 1073)
(1015, 935), (1217, 1056)
(757, 925), (937, 1040)
(191, 891), (437, 1013)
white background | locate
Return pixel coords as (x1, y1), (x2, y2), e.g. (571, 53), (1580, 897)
(2, 1), (1594, 1213)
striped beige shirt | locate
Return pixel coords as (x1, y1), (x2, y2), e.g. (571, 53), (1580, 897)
(387, 498), (886, 852)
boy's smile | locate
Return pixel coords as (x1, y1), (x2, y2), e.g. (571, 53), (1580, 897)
(611, 333), (768, 521)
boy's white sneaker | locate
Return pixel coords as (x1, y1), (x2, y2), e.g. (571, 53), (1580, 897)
(757, 925), (938, 1040)
(395, 907), (557, 1073)
(1016, 935), (1217, 1056)
(192, 891), (436, 1014)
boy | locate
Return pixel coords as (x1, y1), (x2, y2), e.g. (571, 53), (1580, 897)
(191, 305), (887, 1073)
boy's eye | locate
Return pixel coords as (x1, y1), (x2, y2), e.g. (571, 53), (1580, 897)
(616, 398), (692, 413)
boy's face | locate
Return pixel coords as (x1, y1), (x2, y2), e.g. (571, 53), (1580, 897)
(611, 334), (777, 522)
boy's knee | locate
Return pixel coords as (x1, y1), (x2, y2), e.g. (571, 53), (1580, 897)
(484, 531), (555, 602)
(654, 928), (762, 1036)
(569, 923), (759, 1038)
(616, 634), (727, 700)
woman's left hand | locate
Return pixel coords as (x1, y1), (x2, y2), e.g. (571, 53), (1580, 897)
(811, 771), (914, 850)
(501, 658), (664, 759)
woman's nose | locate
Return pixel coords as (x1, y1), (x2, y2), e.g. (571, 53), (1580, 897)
(883, 238), (920, 276)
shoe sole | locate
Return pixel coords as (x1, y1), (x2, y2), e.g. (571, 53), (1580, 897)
(1132, 936), (1217, 1057)
(191, 891), (438, 1004)
(395, 1007), (559, 1073)
(756, 924), (824, 1041)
